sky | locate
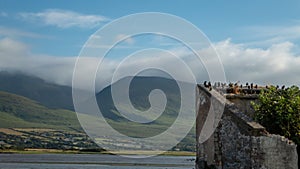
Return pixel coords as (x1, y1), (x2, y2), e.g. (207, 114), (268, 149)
(1, 0), (300, 90)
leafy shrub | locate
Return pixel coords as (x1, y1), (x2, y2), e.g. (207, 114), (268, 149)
(252, 85), (300, 145)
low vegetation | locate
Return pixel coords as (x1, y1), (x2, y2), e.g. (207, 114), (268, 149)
(252, 85), (300, 146)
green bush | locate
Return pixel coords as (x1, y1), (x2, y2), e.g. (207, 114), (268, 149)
(252, 85), (300, 145)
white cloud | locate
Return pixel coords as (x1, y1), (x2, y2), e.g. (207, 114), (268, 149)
(0, 38), (29, 56)
(0, 38), (75, 85)
(83, 34), (139, 49)
(19, 9), (109, 29)
(0, 26), (50, 39)
(214, 39), (300, 85)
(1, 37), (300, 92)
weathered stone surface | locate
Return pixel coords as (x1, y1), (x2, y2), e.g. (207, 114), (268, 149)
(259, 135), (298, 169)
(226, 94), (258, 118)
(196, 85), (298, 169)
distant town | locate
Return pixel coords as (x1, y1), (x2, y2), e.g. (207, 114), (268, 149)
(0, 128), (194, 153)
(0, 128), (101, 152)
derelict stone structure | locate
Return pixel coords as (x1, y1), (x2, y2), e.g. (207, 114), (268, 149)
(196, 85), (298, 169)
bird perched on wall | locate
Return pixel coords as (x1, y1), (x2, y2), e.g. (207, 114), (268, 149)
(204, 81), (209, 88)
(213, 82), (217, 88)
(208, 82), (212, 91)
(250, 83), (253, 89)
(203, 81), (212, 91)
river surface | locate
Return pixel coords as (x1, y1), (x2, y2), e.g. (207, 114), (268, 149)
(0, 154), (195, 169)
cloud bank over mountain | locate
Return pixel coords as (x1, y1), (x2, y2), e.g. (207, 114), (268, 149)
(0, 37), (299, 91)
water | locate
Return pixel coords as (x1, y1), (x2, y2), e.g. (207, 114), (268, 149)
(0, 154), (195, 169)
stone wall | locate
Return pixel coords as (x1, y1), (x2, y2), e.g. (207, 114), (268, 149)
(225, 94), (258, 118)
(196, 85), (298, 169)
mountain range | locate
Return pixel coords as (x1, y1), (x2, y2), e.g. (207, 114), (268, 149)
(0, 71), (74, 110)
(0, 71), (195, 151)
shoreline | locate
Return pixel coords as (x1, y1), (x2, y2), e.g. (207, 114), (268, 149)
(0, 149), (195, 156)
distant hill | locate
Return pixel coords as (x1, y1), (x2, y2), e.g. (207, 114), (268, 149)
(97, 76), (182, 121)
(95, 76), (196, 150)
(0, 73), (196, 151)
(0, 71), (193, 120)
(0, 71), (74, 110)
(0, 72), (194, 128)
(0, 91), (81, 130)
(96, 76), (195, 138)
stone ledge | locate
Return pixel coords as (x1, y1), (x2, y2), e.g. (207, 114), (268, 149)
(198, 84), (267, 136)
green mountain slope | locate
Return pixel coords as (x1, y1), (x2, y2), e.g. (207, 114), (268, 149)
(97, 76), (186, 121)
(0, 73), (196, 151)
(0, 91), (81, 130)
(94, 76), (196, 151)
(96, 76), (195, 138)
(0, 71), (74, 110)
